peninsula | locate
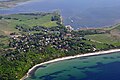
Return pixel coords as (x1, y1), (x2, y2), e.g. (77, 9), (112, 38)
(0, 0), (31, 8)
(0, 12), (120, 80)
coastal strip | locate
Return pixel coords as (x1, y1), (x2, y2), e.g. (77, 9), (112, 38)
(0, 0), (31, 8)
(21, 49), (120, 80)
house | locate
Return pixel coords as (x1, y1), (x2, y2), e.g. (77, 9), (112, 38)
(65, 25), (74, 32)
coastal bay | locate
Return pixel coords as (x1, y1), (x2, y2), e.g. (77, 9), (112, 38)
(22, 49), (120, 80)
(25, 50), (120, 80)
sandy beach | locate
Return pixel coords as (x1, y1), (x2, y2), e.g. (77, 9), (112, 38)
(21, 49), (120, 80)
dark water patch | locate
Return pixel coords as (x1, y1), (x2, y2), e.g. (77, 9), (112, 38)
(68, 74), (78, 80)
(38, 70), (67, 80)
(103, 57), (110, 59)
(83, 61), (89, 63)
(96, 62), (103, 66)
(73, 66), (77, 69)
(49, 70), (67, 75)
(73, 62), (103, 70)
(39, 75), (56, 80)
(81, 62), (120, 80)
(73, 66), (88, 70)
(109, 57), (116, 59)
(116, 56), (120, 58)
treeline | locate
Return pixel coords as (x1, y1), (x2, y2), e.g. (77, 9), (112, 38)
(0, 47), (66, 80)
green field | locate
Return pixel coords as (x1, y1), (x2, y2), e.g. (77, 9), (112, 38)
(0, 12), (59, 51)
(85, 25), (120, 47)
(0, 13), (58, 35)
(82, 39), (110, 50)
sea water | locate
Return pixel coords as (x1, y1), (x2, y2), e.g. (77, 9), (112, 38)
(1, 0), (120, 29)
(26, 52), (120, 80)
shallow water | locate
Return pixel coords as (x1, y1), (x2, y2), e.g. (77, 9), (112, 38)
(26, 52), (120, 80)
(1, 0), (120, 29)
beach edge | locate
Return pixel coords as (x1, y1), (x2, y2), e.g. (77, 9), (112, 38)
(20, 49), (120, 80)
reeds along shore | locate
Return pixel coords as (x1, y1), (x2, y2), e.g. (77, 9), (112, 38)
(21, 49), (120, 80)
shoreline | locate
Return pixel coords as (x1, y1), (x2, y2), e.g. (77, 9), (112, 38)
(0, 0), (32, 8)
(21, 49), (120, 80)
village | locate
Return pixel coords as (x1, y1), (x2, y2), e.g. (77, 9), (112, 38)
(9, 24), (94, 54)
